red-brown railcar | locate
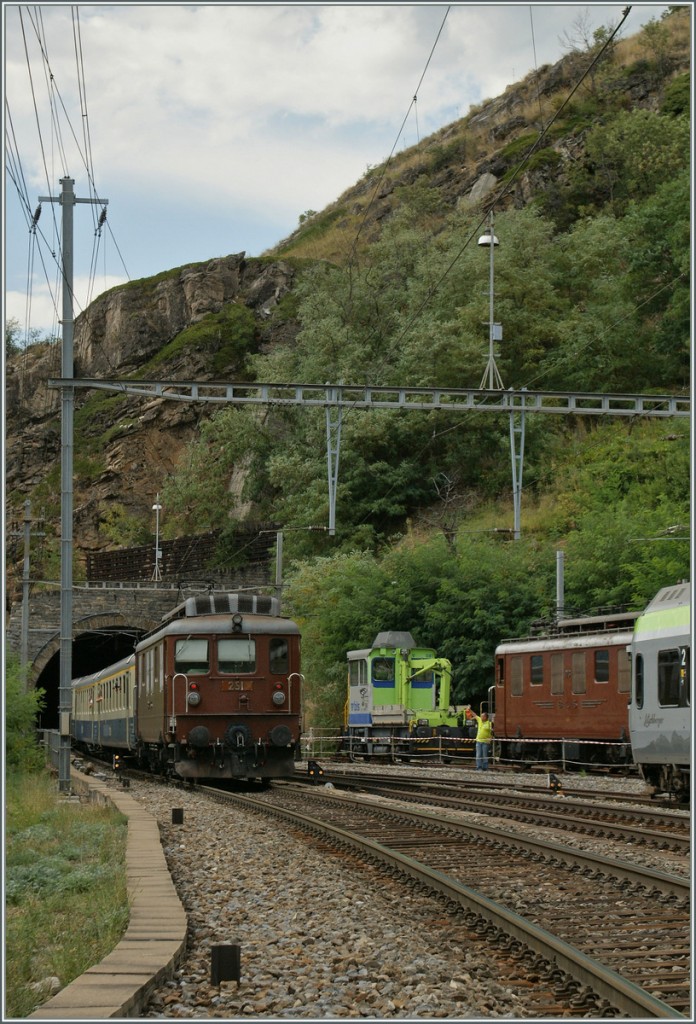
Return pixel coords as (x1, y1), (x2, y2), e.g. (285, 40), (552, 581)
(491, 612), (637, 766)
(133, 592), (302, 781)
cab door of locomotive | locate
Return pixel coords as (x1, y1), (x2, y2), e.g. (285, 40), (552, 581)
(136, 644), (165, 743)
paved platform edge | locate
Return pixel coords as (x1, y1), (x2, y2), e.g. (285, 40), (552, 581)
(28, 769), (187, 1020)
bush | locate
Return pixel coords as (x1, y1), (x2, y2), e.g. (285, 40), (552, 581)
(5, 652), (45, 771)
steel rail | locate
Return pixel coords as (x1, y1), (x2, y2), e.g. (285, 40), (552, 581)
(284, 784), (690, 897)
(316, 776), (690, 851)
(204, 786), (685, 1018)
(47, 378), (690, 418)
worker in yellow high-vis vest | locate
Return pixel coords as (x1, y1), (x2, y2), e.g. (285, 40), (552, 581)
(467, 708), (493, 771)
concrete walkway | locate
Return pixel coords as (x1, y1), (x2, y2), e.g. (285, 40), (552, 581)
(28, 769), (187, 1020)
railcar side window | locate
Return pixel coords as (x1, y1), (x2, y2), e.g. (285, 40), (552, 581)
(175, 639), (210, 675)
(594, 649), (609, 683)
(269, 639), (289, 674)
(571, 651), (586, 694)
(510, 656), (523, 696)
(218, 639), (256, 673)
(634, 653), (644, 708)
(550, 653), (564, 695)
(372, 657), (395, 687)
(658, 648), (681, 707)
(530, 655), (543, 685)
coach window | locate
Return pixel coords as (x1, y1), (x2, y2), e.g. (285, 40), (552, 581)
(269, 639), (289, 674)
(510, 656), (523, 696)
(218, 638), (256, 673)
(657, 649), (681, 707)
(594, 649), (610, 683)
(530, 655), (543, 685)
(372, 657), (395, 688)
(175, 638), (210, 675)
(571, 651), (586, 694)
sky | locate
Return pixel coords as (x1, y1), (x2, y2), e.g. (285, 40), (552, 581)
(3, 1), (678, 339)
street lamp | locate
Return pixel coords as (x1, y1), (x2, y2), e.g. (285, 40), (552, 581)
(152, 495), (163, 581)
(477, 212), (525, 539)
(477, 213), (504, 391)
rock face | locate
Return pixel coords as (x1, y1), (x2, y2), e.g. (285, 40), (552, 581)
(5, 254), (300, 576)
(74, 253), (294, 375)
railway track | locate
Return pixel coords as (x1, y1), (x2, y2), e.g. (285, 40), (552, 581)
(300, 769), (690, 853)
(201, 783), (690, 1018)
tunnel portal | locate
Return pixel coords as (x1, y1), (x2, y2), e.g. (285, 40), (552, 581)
(35, 624), (146, 730)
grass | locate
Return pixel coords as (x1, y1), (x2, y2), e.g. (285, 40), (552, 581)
(5, 770), (129, 1018)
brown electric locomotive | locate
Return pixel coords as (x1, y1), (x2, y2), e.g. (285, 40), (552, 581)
(72, 592), (303, 782)
(136, 593), (303, 780)
(491, 610), (638, 767)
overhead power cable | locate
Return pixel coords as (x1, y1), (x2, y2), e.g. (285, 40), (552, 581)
(346, 6), (451, 286)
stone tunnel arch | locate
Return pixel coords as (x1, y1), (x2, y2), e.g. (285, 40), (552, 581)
(31, 611), (160, 729)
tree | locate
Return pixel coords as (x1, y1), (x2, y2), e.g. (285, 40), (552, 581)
(6, 317), (21, 357)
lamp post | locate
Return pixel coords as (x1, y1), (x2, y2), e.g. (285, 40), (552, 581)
(477, 212), (504, 391)
(152, 495), (162, 581)
(477, 212), (525, 539)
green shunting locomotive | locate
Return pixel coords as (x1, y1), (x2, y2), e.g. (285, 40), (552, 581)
(344, 631), (476, 761)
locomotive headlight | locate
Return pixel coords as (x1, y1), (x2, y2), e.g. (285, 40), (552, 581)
(187, 682), (201, 707)
(272, 687), (286, 705)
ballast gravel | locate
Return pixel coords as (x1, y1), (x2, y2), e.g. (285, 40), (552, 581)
(133, 777), (528, 1019)
(131, 766), (682, 1019)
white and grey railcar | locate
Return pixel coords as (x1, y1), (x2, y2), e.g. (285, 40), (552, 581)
(628, 582), (690, 799)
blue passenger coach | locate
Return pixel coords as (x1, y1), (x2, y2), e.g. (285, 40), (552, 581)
(71, 655), (136, 753)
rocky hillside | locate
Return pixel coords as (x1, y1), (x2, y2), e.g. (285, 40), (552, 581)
(5, 8), (690, 592)
(5, 254), (300, 562)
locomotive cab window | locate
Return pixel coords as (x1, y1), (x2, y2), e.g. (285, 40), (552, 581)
(218, 638), (256, 673)
(349, 659), (368, 687)
(372, 657), (395, 687)
(530, 655), (543, 685)
(175, 638), (209, 675)
(269, 638), (289, 674)
(594, 649), (610, 683)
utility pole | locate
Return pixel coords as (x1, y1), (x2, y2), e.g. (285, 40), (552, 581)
(38, 177), (108, 792)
